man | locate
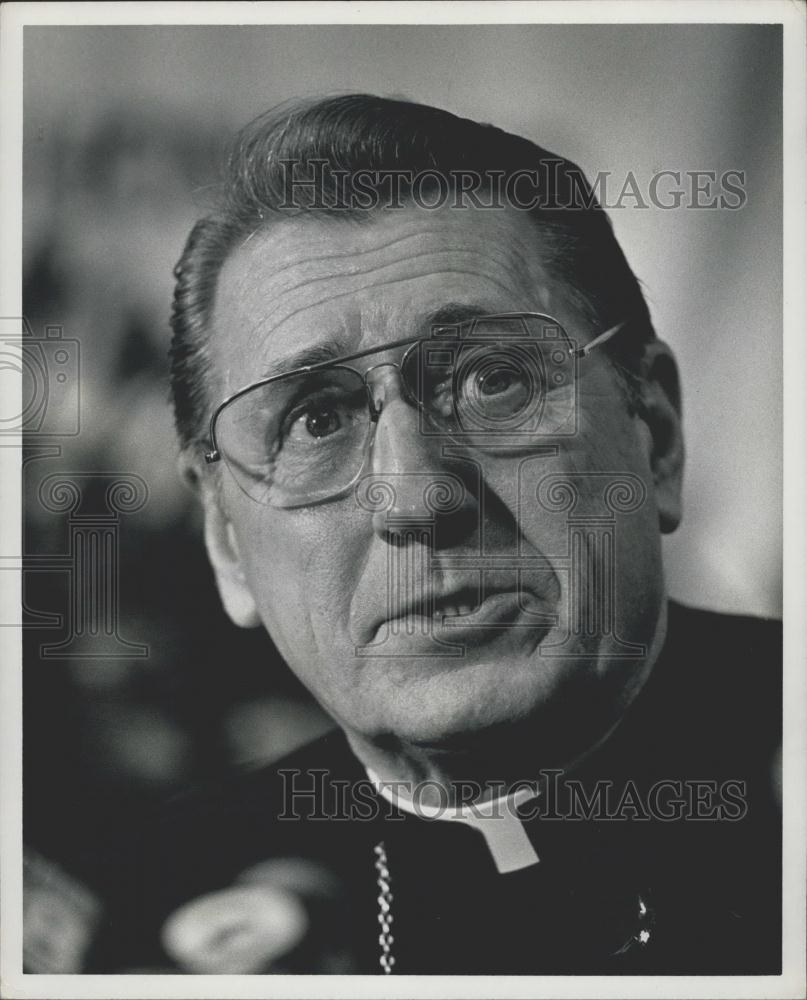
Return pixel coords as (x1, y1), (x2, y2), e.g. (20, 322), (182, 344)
(87, 95), (781, 974)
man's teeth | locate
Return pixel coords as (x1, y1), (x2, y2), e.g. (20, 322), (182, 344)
(433, 604), (473, 618)
(396, 599), (482, 619)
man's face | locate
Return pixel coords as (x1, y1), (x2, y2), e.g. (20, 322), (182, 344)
(203, 204), (682, 767)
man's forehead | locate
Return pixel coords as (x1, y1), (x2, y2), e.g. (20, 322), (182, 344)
(210, 204), (561, 390)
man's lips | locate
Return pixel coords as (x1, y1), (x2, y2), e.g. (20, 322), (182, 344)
(360, 579), (557, 646)
(394, 584), (494, 622)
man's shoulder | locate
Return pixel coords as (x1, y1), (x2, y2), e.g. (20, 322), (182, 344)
(87, 727), (361, 889)
(664, 599), (782, 709)
(140, 726), (360, 847)
(667, 599), (781, 647)
(85, 727), (370, 970)
(609, 600), (782, 777)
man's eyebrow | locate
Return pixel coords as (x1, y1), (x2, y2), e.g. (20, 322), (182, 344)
(423, 303), (495, 332)
(258, 305), (494, 378)
(261, 338), (349, 378)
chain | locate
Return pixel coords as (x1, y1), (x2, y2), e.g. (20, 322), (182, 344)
(374, 841), (395, 973)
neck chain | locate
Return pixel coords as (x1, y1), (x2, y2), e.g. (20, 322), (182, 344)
(373, 841), (395, 973)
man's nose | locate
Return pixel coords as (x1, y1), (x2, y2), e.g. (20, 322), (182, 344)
(367, 394), (480, 547)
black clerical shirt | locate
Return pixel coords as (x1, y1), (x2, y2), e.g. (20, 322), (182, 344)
(85, 602), (782, 975)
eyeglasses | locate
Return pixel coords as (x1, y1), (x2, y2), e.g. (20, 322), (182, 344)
(204, 312), (626, 508)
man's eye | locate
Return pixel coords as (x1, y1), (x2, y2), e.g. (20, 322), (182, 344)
(287, 406), (342, 442)
(477, 366), (520, 396)
(468, 361), (529, 404)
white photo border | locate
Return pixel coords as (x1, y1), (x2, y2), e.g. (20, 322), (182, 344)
(1, 2), (804, 998)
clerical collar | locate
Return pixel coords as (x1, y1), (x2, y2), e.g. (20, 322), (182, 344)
(366, 768), (541, 875)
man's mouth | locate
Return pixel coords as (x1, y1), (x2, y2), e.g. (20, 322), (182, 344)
(406, 586), (488, 621)
(363, 580), (557, 647)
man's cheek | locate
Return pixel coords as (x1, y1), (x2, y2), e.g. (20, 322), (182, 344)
(264, 540), (363, 647)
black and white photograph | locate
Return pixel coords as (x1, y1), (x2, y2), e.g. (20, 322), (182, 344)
(1, 2), (804, 996)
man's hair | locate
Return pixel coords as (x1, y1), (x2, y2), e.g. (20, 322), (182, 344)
(169, 94), (656, 450)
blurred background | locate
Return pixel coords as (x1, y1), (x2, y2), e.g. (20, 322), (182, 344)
(20, 22), (781, 968)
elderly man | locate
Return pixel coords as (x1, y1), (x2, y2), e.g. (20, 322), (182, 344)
(88, 95), (781, 975)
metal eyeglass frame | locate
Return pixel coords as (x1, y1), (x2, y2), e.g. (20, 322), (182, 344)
(202, 312), (627, 502)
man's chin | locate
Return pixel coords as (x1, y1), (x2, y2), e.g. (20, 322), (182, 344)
(355, 653), (573, 751)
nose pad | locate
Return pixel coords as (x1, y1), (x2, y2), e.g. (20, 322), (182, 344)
(363, 361), (399, 396)
(370, 391), (452, 482)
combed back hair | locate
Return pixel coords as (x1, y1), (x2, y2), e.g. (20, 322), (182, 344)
(170, 94), (656, 450)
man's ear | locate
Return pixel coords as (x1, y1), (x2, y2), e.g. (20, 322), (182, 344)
(635, 340), (685, 534)
(178, 452), (261, 628)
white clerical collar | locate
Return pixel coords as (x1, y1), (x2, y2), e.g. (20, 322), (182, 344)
(366, 768), (540, 875)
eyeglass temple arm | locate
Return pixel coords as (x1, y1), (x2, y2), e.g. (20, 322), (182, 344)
(570, 321), (625, 359)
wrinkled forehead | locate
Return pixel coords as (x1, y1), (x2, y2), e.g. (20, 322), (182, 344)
(210, 204), (576, 397)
